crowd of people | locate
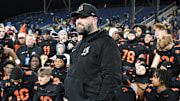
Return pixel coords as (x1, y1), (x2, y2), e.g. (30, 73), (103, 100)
(0, 2), (179, 101)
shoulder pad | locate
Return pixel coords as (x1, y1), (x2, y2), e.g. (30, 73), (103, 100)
(174, 44), (180, 48)
(35, 81), (40, 84)
(175, 50), (180, 54)
(34, 85), (38, 90)
(5, 37), (11, 39)
(25, 71), (33, 75)
(146, 87), (152, 93)
(138, 42), (145, 45)
(120, 41), (125, 45)
(52, 80), (60, 85)
(38, 39), (42, 42)
(171, 88), (179, 92)
(3, 76), (10, 80)
(150, 42), (154, 45)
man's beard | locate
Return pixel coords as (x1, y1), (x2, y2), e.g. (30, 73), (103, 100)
(61, 39), (67, 43)
(76, 23), (93, 36)
(19, 42), (25, 45)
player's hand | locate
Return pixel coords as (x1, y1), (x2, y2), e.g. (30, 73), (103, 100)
(10, 26), (18, 33)
(63, 97), (68, 101)
(67, 43), (74, 50)
(8, 96), (12, 101)
(5, 26), (10, 32)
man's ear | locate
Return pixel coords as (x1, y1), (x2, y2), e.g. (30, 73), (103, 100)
(93, 17), (98, 23)
(160, 80), (164, 85)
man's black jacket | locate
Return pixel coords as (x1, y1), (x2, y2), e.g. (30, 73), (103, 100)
(64, 30), (123, 101)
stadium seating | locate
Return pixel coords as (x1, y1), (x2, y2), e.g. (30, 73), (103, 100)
(10, 6), (167, 30)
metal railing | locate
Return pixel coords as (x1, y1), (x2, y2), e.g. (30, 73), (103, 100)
(140, 1), (177, 24)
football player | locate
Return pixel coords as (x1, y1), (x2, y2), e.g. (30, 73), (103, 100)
(37, 29), (57, 57)
(1, 67), (37, 101)
(33, 67), (64, 101)
(144, 69), (179, 101)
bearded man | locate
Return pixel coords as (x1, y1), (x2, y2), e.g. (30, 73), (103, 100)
(64, 3), (123, 101)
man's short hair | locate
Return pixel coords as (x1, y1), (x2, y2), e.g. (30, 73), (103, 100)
(11, 67), (24, 80)
(30, 55), (41, 64)
(124, 29), (130, 34)
(26, 34), (36, 41)
(37, 67), (52, 77)
(0, 26), (4, 29)
(154, 69), (171, 87)
(153, 23), (167, 31)
(132, 24), (147, 34)
(3, 59), (16, 67)
(0, 23), (4, 28)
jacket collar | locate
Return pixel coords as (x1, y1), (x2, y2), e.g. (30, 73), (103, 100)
(82, 30), (107, 42)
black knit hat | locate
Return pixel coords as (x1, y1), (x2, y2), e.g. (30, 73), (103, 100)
(129, 30), (137, 37)
(11, 67), (24, 80)
(56, 55), (67, 65)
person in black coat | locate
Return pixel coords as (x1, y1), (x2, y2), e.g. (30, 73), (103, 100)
(64, 3), (123, 101)
(16, 34), (43, 67)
